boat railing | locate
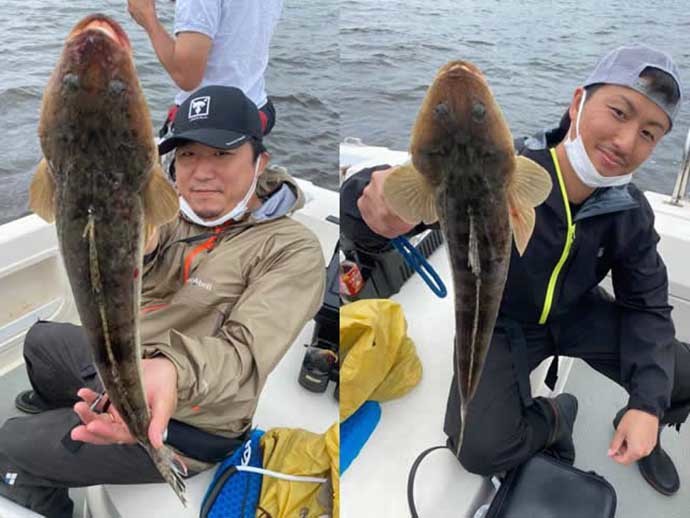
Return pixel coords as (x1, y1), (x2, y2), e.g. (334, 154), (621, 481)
(668, 128), (690, 205)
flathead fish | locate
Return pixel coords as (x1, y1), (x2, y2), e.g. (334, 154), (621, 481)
(384, 61), (552, 453)
(28, 14), (185, 503)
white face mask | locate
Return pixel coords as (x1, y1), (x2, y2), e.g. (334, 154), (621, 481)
(563, 90), (633, 188)
(179, 157), (261, 227)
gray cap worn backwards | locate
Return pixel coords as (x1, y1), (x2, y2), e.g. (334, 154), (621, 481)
(584, 44), (683, 128)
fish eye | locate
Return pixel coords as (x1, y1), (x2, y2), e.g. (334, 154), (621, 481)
(434, 102), (451, 120)
(471, 101), (486, 122)
(62, 73), (80, 90)
(108, 80), (126, 95)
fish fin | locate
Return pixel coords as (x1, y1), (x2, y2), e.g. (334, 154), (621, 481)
(508, 156), (553, 256)
(149, 443), (188, 506)
(382, 161), (438, 225)
(507, 192), (536, 256)
(511, 156), (552, 206)
(143, 164), (179, 233)
(28, 158), (57, 222)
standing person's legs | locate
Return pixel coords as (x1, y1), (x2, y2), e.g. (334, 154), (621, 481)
(17, 321), (102, 412)
(259, 97), (276, 136)
(444, 324), (570, 475)
(0, 408), (164, 518)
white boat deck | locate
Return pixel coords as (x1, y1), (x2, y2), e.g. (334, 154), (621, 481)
(339, 142), (690, 518)
(0, 177), (339, 518)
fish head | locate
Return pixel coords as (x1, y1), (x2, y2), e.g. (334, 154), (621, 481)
(410, 60), (514, 180)
(57, 14), (134, 102)
(38, 14), (155, 173)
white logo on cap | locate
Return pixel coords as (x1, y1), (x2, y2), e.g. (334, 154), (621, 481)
(225, 136), (246, 146)
(188, 96), (211, 121)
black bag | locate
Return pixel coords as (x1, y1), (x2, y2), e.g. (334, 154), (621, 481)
(485, 452), (617, 518)
(407, 446), (617, 518)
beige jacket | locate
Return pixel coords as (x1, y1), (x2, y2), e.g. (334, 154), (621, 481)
(139, 166), (325, 440)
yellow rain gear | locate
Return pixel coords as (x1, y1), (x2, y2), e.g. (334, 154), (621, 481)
(340, 299), (422, 421)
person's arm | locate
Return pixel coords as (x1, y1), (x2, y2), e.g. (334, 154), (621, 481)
(341, 165), (438, 257)
(144, 232), (325, 418)
(128, 0), (214, 92)
(607, 197), (675, 464)
(354, 166), (417, 238)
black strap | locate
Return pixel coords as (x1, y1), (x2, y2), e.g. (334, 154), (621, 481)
(61, 414), (86, 453)
(407, 445), (449, 518)
(544, 325), (561, 391)
(166, 419), (247, 464)
(500, 318), (533, 408)
(545, 355), (559, 391)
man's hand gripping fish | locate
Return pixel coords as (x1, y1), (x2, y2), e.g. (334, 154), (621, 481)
(28, 14), (186, 504)
(383, 61), (553, 454)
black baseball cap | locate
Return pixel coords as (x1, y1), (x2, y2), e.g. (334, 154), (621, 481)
(158, 85), (263, 155)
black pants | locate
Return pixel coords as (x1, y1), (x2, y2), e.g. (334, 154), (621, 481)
(0, 321), (165, 518)
(444, 289), (690, 476)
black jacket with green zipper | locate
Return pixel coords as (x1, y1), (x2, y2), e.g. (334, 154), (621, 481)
(505, 136), (675, 419)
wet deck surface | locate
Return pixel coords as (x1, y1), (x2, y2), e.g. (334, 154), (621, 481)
(567, 358), (690, 518)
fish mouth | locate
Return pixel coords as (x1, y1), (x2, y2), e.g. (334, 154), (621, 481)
(438, 61), (486, 82)
(68, 14), (131, 52)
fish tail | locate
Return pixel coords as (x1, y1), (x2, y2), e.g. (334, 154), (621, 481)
(147, 444), (188, 506)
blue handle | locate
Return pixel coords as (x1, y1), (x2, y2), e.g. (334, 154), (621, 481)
(391, 236), (447, 298)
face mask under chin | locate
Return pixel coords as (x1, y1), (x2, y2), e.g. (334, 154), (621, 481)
(179, 158), (261, 227)
(564, 90), (633, 189)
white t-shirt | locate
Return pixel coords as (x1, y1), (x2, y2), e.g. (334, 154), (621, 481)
(173, 0), (283, 108)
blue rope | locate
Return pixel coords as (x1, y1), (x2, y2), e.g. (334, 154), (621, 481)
(391, 236), (447, 298)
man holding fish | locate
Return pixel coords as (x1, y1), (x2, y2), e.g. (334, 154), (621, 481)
(348, 45), (690, 496)
(0, 13), (324, 516)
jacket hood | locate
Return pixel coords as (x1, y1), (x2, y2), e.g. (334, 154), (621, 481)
(251, 164), (306, 221)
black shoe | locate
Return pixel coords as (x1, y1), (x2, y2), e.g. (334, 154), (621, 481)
(612, 408), (680, 496)
(539, 393), (578, 464)
(14, 390), (52, 414)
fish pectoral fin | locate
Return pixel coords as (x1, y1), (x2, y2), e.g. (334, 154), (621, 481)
(28, 158), (57, 222)
(512, 156), (553, 207)
(382, 161), (438, 225)
(507, 156), (553, 256)
(508, 191), (536, 256)
(143, 164), (179, 230)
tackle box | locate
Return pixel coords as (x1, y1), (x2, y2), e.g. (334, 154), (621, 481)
(341, 228), (444, 299)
